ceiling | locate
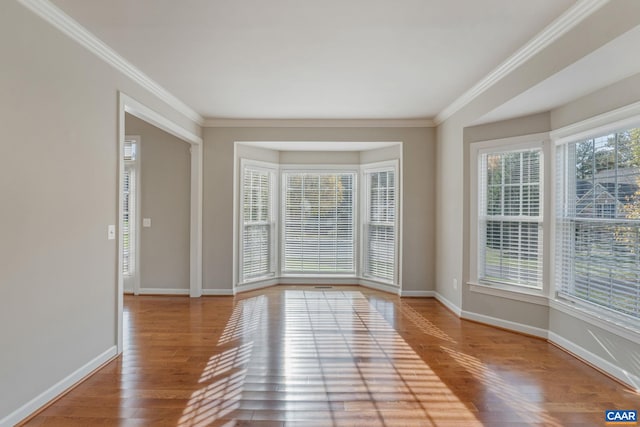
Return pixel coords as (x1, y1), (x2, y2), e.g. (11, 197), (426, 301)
(50, 0), (576, 121)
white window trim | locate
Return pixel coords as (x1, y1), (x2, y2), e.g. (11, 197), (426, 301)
(238, 158), (279, 285)
(360, 160), (400, 285)
(551, 104), (640, 332)
(469, 132), (550, 300)
(279, 164), (359, 277)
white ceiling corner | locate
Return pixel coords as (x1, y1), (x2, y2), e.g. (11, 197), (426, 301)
(28, 0), (610, 125)
(16, 0), (205, 126)
(434, 0), (611, 125)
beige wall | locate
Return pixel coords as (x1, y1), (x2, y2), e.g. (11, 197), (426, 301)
(0, 1), (200, 420)
(462, 113), (552, 331)
(435, 1), (640, 384)
(551, 72), (640, 130)
(279, 150), (360, 164)
(3, 0), (640, 420)
(547, 73), (640, 379)
(125, 114), (191, 291)
(436, 1), (640, 312)
(204, 127), (436, 293)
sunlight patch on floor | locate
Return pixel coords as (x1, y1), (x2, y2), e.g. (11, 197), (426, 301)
(441, 345), (563, 426)
(178, 290), (483, 426)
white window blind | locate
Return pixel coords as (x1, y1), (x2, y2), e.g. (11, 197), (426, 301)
(479, 148), (543, 288)
(282, 171), (355, 274)
(241, 165), (276, 282)
(122, 140), (137, 277)
(363, 168), (397, 283)
(556, 128), (640, 321)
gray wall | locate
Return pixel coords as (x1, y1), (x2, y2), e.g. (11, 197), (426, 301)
(0, 1), (200, 420)
(279, 150), (360, 164)
(125, 114), (191, 291)
(204, 127), (436, 293)
(547, 74), (640, 379)
(435, 1), (640, 311)
(3, 0), (639, 420)
(435, 1), (640, 385)
(462, 112), (552, 332)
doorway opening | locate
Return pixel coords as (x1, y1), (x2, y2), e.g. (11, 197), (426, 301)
(117, 92), (203, 354)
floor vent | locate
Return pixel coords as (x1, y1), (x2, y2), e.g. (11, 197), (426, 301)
(314, 286), (333, 289)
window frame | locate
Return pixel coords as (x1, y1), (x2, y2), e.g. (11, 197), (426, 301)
(469, 133), (549, 301)
(361, 160), (399, 285)
(239, 159), (278, 285)
(554, 123), (640, 330)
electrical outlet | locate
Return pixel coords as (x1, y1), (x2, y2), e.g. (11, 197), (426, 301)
(143, 218), (151, 228)
(453, 278), (458, 290)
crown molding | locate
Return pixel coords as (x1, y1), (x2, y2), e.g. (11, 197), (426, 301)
(434, 0), (610, 126)
(203, 118), (435, 128)
(17, 0), (204, 126)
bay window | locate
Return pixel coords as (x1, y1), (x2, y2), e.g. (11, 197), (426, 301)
(238, 157), (401, 287)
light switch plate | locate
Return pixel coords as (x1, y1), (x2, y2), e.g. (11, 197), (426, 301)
(143, 218), (151, 228)
(107, 225), (116, 240)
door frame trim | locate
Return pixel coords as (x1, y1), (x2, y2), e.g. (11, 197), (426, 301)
(117, 92), (203, 354)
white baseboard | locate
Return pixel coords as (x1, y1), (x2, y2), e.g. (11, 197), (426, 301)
(400, 290), (435, 297)
(201, 288), (234, 296)
(358, 279), (400, 295)
(461, 310), (548, 339)
(548, 332), (640, 392)
(277, 277), (359, 286)
(137, 288), (190, 295)
(0, 346), (117, 427)
(435, 292), (462, 316)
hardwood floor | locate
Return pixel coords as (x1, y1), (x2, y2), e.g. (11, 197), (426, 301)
(23, 286), (639, 426)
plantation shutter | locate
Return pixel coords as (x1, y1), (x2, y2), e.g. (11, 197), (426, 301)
(479, 148), (543, 288)
(241, 166), (275, 282)
(556, 129), (640, 320)
(282, 172), (355, 274)
(364, 168), (397, 283)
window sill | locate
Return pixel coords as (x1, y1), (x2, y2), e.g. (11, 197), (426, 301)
(238, 274), (277, 286)
(467, 281), (549, 306)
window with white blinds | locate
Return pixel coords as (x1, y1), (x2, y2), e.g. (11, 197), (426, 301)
(479, 147), (543, 288)
(282, 171), (356, 274)
(241, 164), (276, 282)
(556, 128), (640, 322)
(122, 139), (137, 277)
(363, 166), (397, 283)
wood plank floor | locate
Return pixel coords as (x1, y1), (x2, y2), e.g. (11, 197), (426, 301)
(23, 286), (639, 426)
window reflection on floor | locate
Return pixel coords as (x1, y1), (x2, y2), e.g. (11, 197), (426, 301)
(178, 290), (485, 426)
